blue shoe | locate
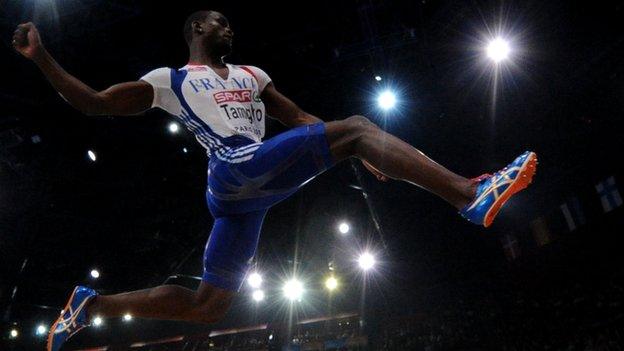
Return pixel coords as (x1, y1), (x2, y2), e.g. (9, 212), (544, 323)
(460, 151), (538, 227)
(47, 286), (98, 351)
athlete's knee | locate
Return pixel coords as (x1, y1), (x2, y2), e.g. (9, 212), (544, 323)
(326, 115), (379, 159)
(344, 115), (377, 133)
(343, 115), (379, 148)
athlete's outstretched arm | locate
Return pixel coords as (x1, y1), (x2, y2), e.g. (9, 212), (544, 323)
(261, 82), (322, 127)
(12, 22), (152, 116)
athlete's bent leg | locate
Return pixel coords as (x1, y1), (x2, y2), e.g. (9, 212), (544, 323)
(325, 115), (476, 209)
(87, 281), (234, 324)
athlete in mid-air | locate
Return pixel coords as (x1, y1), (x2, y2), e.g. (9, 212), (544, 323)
(12, 10), (536, 351)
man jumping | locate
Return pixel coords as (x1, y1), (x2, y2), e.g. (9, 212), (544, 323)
(12, 10), (536, 351)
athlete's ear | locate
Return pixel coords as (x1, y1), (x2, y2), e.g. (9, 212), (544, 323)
(192, 21), (204, 34)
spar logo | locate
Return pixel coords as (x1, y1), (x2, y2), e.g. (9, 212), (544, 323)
(213, 89), (252, 104)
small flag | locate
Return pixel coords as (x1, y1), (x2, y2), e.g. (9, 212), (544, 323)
(559, 196), (586, 231)
(530, 216), (552, 247)
(595, 176), (622, 213)
(501, 234), (521, 261)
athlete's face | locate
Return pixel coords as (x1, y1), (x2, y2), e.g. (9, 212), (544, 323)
(201, 12), (234, 55)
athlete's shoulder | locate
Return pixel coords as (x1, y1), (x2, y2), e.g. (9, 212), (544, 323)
(234, 65), (272, 90)
(141, 67), (172, 80)
(235, 64), (267, 74)
(138, 67), (180, 112)
(148, 66), (173, 73)
(140, 67), (174, 88)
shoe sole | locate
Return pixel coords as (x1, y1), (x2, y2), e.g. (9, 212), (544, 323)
(483, 152), (538, 227)
(47, 287), (80, 351)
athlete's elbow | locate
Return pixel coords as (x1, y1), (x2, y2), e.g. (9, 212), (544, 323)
(80, 96), (111, 116)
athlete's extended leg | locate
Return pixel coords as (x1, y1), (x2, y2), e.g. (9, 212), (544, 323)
(47, 282), (234, 351)
(86, 281), (234, 323)
(84, 208), (266, 324)
(325, 115), (476, 209)
(84, 210), (267, 324)
(48, 200), (266, 351)
(324, 115), (538, 227)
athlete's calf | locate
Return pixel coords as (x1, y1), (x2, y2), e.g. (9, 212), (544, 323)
(325, 115), (476, 209)
(87, 282), (235, 324)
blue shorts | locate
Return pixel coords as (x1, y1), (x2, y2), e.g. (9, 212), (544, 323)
(202, 123), (334, 291)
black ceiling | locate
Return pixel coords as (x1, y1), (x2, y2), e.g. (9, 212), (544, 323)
(1, 0), (624, 349)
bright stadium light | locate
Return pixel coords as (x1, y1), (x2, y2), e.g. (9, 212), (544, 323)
(87, 150), (97, 162)
(36, 324), (47, 336)
(486, 37), (511, 63)
(123, 314), (133, 322)
(90, 269), (100, 279)
(377, 90), (397, 110)
(183, 147), (188, 153)
(252, 289), (265, 302)
(93, 316), (103, 327)
(374, 75), (382, 81)
(338, 222), (350, 235)
(247, 272), (263, 289)
(9, 328), (18, 338)
(325, 276), (338, 291)
(168, 122), (180, 133)
(283, 278), (304, 301)
(358, 252), (376, 271)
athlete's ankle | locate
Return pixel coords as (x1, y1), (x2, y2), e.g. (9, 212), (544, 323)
(467, 181), (478, 200)
(454, 180), (478, 210)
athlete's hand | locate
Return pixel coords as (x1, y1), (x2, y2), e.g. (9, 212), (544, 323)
(362, 160), (389, 182)
(12, 22), (45, 60)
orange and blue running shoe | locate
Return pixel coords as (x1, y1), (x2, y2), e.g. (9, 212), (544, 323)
(47, 286), (97, 351)
(460, 151), (538, 227)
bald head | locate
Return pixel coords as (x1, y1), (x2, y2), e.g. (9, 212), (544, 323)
(182, 10), (234, 59)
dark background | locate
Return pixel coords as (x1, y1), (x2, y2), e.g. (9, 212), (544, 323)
(1, 0), (623, 349)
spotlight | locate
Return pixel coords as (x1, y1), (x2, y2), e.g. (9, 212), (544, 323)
(123, 314), (133, 322)
(283, 278), (304, 301)
(377, 90), (397, 110)
(9, 328), (18, 338)
(247, 272), (263, 289)
(168, 122), (179, 133)
(486, 37), (510, 63)
(338, 222), (350, 235)
(252, 289), (265, 302)
(374, 75), (382, 81)
(87, 150), (97, 162)
(36, 324), (47, 336)
(358, 252), (376, 271)
(90, 269), (100, 279)
(183, 147), (188, 153)
(93, 316), (103, 327)
(325, 276), (338, 291)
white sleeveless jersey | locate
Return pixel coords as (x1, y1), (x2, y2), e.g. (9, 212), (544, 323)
(140, 64), (271, 162)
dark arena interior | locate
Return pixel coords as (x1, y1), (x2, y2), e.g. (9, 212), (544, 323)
(2, 1), (624, 350)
